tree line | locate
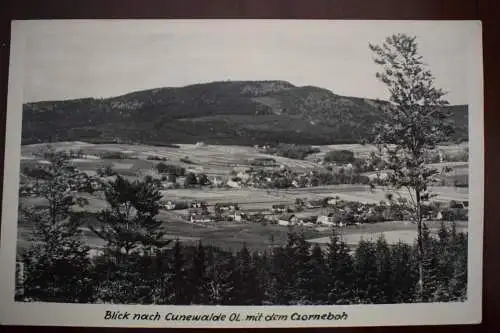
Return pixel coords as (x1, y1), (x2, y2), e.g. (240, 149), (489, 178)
(16, 150), (467, 305)
(17, 222), (467, 305)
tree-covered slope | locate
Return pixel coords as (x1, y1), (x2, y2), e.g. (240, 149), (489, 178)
(22, 80), (468, 146)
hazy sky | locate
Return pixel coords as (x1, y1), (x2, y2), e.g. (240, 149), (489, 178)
(19, 20), (475, 104)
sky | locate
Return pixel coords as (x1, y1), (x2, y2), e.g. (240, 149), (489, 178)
(18, 20), (475, 104)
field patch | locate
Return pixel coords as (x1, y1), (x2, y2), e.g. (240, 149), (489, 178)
(307, 221), (468, 246)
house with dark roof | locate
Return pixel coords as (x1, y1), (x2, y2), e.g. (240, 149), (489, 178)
(278, 213), (298, 226)
(272, 204), (288, 213)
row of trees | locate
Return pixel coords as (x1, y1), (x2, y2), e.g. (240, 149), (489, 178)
(16, 149), (467, 305)
(261, 143), (321, 160)
(18, 223), (467, 305)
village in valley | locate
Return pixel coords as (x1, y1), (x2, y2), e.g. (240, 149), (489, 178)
(17, 139), (469, 253)
(5, 18), (481, 310)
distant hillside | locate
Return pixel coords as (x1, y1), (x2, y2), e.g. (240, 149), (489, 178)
(22, 80), (468, 146)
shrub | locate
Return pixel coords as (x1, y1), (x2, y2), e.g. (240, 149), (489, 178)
(324, 150), (355, 164)
(156, 163), (186, 176)
(147, 156), (167, 161)
(99, 151), (129, 159)
(264, 144), (320, 160)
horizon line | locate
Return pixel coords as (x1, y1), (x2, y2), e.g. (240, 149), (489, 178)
(22, 79), (467, 106)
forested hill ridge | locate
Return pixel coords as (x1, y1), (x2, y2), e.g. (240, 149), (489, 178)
(22, 80), (468, 146)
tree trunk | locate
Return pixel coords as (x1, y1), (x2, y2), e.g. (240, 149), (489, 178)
(416, 189), (424, 301)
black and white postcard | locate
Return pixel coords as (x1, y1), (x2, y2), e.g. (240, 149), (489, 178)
(0, 19), (484, 327)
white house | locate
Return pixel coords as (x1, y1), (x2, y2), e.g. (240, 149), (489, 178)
(272, 204), (288, 213)
(215, 203), (239, 212)
(226, 179), (241, 188)
(316, 213), (336, 225)
(191, 201), (208, 209)
(326, 196), (340, 206)
(164, 201), (176, 210)
(212, 176), (224, 187)
(233, 211), (244, 222)
(366, 171), (390, 182)
(190, 214), (212, 223)
(306, 200), (322, 209)
(161, 181), (176, 189)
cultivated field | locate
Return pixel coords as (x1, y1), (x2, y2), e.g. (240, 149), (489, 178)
(305, 142), (469, 162)
(17, 141), (470, 252)
(21, 142), (320, 176)
(307, 220), (468, 248)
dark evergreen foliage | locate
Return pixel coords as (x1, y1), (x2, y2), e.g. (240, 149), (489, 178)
(16, 156), (468, 305)
(17, 223), (468, 305)
(22, 81), (467, 146)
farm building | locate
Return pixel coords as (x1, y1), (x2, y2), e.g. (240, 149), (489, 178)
(164, 201), (177, 210)
(278, 214), (299, 226)
(326, 196), (340, 206)
(211, 176), (224, 187)
(317, 213), (336, 226)
(295, 212), (318, 221)
(162, 200), (188, 210)
(365, 171), (390, 182)
(190, 214), (213, 223)
(215, 203), (239, 212)
(191, 201), (208, 209)
(306, 200), (323, 209)
(161, 181), (177, 189)
(272, 204), (288, 213)
(316, 213), (348, 227)
(226, 179), (241, 188)
(233, 211), (246, 222)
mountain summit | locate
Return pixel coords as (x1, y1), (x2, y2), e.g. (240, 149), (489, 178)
(22, 80), (468, 146)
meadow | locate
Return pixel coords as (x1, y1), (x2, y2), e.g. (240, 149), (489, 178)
(17, 141), (469, 253)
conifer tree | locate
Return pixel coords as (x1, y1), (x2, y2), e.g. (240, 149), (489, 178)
(434, 222), (454, 301)
(164, 240), (189, 304)
(448, 226), (468, 301)
(187, 242), (209, 304)
(266, 246), (290, 304)
(421, 224), (440, 301)
(292, 231), (313, 304)
(390, 241), (418, 303)
(20, 149), (94, 303)
(89, 175), (170, 261)
(374, 236), (394, 303)
(326, 229), (355, 304)
(308, 244), (327, 304)
(354, 239), (379, 303)
(207, 251), (238, 305)
(253, 250), (272, 305)
(234, 244), (260, 305)
(253, 250), (271, 305)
